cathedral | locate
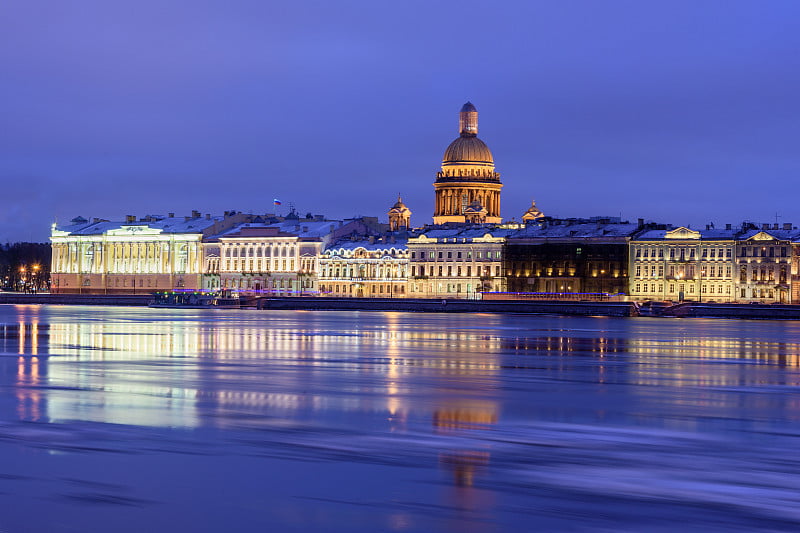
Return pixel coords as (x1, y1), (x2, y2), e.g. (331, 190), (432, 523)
(433, 102), (503, 224)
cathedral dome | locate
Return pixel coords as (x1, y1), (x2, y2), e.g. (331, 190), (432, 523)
(442, 136), (494, 166)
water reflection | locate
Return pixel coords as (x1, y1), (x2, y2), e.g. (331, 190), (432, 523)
(3, 307), (800, 530)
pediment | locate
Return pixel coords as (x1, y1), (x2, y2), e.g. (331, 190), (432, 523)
(747, 231), (776, 242)
(107, 226), (163, 236)
(665, 227), (700, 240)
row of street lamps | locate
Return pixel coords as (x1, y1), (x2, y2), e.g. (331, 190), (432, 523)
(14, 264), (44, 293)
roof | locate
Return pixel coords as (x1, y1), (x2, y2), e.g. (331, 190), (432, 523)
(325, 237), (408, 254)
(442, 135), (493, 166)
(509, 222), (640, 241)
(53, 215), (223, 236)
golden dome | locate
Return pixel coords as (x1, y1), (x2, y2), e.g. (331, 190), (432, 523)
(442, 136), (494, 167)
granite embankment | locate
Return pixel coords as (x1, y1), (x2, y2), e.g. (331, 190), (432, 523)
(663, 301), (800, 319)
(5, 294), (799, 320)
(254, 297), (638, 316)
(0, 293), (152, 306)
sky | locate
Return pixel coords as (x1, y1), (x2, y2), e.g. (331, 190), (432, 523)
(2, 0), (800, 242)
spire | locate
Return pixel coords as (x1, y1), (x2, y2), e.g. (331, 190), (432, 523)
(459, 101), (478, 136)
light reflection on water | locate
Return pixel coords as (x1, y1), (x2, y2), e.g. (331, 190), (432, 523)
(2, 305), (800, 531)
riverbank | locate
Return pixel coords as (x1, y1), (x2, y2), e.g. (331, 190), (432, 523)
(255, 297), (638, 316)
(4, 293), (800, 319)
(0, 293), (152, 306)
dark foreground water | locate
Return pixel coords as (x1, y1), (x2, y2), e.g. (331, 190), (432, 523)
(2, 305), (800, 532)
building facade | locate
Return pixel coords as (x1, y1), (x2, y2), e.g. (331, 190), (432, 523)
(736, 226), (795, 303)
(318, 237), (409, 297)
(629, 227), (738, 302)
(50, 212), (249, 294)
(505, 218), (637, 298)
(216, 218), (380, 296)
(407, 228), (510, 298)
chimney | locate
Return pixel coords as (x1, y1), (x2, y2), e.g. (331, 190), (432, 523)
(638, 218), (644, 228)
(184, 216), (191, 221)
(93, 218), (101, 223)
(725, 223), (732, 230)
(762, 223), (770, 230)
(205, 213), (211, 220)
(168, 212), (175, 218)
(784, 222), (792, 230)
(369, 236), (375, 244)
(125, 215), (135, 223)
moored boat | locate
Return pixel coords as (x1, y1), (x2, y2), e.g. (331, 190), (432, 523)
(149, 290), (240, 309)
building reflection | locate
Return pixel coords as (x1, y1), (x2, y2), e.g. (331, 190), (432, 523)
(16, 355), (44, 421)
(44, 319), (201, 428)
(18, 311), (510, 435)
(7, 308), (48, 421)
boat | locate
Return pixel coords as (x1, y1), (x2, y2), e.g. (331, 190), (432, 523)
(149, 290), (240, 309)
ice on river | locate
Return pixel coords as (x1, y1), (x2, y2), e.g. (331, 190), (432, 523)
(1, 305), (800, 532)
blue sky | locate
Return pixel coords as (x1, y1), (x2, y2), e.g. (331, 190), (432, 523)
(2, 0), (800, 241)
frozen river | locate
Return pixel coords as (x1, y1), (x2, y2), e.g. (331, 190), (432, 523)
(2, 304), (800, 531)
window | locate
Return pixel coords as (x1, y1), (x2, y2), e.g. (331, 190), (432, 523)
(447, 252), (452, 259)
(636, 249), (641, 258)
(411, 252), (416, 259)
(710, 249), (716, 259)
(438, 252), (443, 259)
(438, 266), (443, 276)
(635, 283), (640, 292)
(420, 251), (426, 259)
(457, 251), (462, 259)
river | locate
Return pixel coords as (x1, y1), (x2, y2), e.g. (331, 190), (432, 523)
(1, 304), (800, 531)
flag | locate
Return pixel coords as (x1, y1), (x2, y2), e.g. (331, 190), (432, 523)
(273, 199), (282, 206)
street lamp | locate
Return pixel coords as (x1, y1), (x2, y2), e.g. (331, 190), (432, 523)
(32, 264), (40, 293)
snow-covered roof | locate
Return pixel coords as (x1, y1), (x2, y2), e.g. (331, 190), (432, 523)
(54, 215), (223, 236)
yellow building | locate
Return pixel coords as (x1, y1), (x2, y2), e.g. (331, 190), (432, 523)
(50, 212), (250, 294)
(629, 226), (738, 302)
(433, 102), (503, 225)
(736, 225), (794, 303)
(407, 227), (510, 298)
